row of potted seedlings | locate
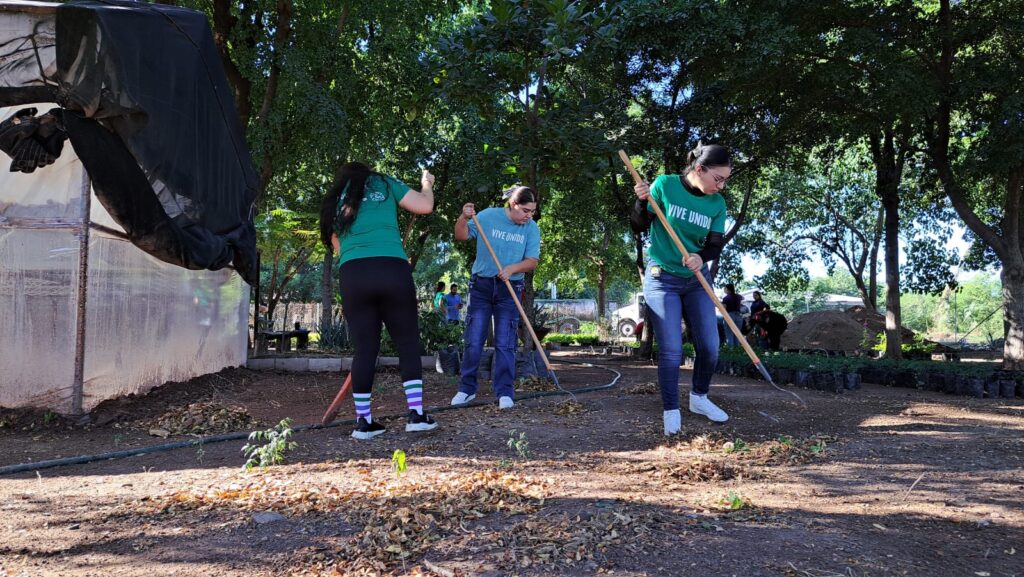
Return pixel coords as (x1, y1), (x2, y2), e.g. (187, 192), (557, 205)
(712, 350), (1023, 399)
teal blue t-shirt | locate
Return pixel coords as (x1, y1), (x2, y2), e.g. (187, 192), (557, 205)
(467, 207), (541, 281)
(334, 174), (411, 266)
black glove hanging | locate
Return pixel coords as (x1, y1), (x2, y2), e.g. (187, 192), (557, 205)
(0, 107), (68, 173)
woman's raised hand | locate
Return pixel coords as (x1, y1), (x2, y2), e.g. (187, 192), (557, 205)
(421, 170), (435, 191)
(634, 180), (651, 201)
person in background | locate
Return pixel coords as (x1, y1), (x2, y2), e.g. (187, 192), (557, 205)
(750, 306), (788, 351)
(433, 281), (447, 316)
(444, 284), (464, 324)
(721, 284), (744, 347)
(749, 290), (767, 316)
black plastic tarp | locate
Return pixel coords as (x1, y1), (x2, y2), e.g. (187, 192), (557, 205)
(54, 0), (258, 283)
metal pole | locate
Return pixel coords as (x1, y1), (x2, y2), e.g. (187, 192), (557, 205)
(71, 169), (91, 415)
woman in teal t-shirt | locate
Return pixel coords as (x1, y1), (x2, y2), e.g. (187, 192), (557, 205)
(630, 143), (733, 435)
(318, 162), (437, 440)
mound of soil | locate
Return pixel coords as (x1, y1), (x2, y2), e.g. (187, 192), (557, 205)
(781, 310), (875, 353)
(782, 306), (951, 354)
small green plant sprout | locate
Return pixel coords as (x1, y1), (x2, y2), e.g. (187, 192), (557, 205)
(42, 410), (58, 426)
(241, 418), (298, 471)
(809, 438), (827, 455)
(721, 491), (746, 511)
(195, 439), (206, 464)
(777, 435), (794, 447)
(723, 438), (748, 454)
(507, 430), (530, 459)
(392, 449), (408, 478)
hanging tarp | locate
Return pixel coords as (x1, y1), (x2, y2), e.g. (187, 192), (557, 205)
(0, 0), (258, 283)
(56, 0), (258, 283)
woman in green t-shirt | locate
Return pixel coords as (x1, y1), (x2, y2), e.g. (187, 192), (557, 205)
(319, 162), (437, 440)
(630, 143), (733, 435)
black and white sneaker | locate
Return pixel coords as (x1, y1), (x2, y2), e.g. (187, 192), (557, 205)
(405, 410), (438, 432)
(352, 417), (386, 440)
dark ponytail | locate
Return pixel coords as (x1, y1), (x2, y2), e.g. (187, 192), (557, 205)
(685, 142), (732, 175)
(503, 185), (536, 205)
(319, 161), (377, 248)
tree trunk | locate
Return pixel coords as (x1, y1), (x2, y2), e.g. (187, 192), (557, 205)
(881, 187), (902, 359)
(867, 206), (883, 311)
(870, 130), (905, 359)
(320, 250), (333, 331)
(597, 226), (611, 320)
(211, 0), (254, 127)
(1002, 263), (1024, 370)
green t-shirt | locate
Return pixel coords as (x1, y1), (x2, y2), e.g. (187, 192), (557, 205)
(433, 291), (445, 309)
(334, 174), (411, 266)
(647, 174), (727, 278)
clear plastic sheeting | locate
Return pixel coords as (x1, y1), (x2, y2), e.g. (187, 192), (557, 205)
(0, 7), (56, 89)
(0, 104), (83, 222)
(0, 228), (80, 413)
(82, 232), (248, 411)
(0, 141), (249, 414)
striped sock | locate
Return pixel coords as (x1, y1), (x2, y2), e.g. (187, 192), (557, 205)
(353, 393), (372, 423)
(403, 379), (424, 415)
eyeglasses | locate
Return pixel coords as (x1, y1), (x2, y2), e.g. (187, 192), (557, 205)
(514, 204), (536, 216)
(702, 167), (731, 186)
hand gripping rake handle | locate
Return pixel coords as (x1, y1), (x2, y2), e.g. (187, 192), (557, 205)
(617, 150), (803, 406)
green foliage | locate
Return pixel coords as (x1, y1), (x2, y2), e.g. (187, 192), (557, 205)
(722, 438), (748, 454)
(241, 418), (298, 471)
(419, 310), (464, 353)
(506, 430), (530, 459)
(683, 342), (696, 359)
(315, 318), (351, 352)
(873, 333), (937, 357)
(543, 333), (600, 346)
(392, 449), (408, 478)
(720, 491), (747, 511)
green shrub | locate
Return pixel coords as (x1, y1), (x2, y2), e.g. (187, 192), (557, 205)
(543, 332), (600, 346)
(419, 310), (463, 353)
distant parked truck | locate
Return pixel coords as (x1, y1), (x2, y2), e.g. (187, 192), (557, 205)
(534, 299), (620, 324)
(610, 293), (646, 337)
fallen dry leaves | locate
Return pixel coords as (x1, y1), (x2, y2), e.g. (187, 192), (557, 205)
(553, 400), (589, 416)
(144, 401), (256, 437)
(624, 381), (659, 395)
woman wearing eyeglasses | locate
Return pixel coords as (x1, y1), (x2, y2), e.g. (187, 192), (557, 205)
(630, 143), (732, 435)
(451, 186), (541, 410)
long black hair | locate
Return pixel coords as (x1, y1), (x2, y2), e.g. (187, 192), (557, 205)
(319, 162), (379, 248)
(684, 142), (732, 175)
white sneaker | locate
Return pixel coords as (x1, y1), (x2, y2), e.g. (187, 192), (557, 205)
(498, 396), (515, 409)
(451, 392), (476, 405)
(663, 409), (681, 436)
(689, 393), (729, 422)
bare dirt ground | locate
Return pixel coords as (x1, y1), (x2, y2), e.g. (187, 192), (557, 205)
(1, 351), (1022, 577)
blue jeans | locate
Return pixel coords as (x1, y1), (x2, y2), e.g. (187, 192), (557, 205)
(459, 275), (524, 399)
(643, 263), (719, 410)
(725, 311), (743, 347)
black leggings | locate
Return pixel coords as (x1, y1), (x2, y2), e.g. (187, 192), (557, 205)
(339, 257), (423, 395)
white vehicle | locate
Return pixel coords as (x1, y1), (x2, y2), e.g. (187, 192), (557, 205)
(610, 289), (756, 338)
(610, 292), (646, 337)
